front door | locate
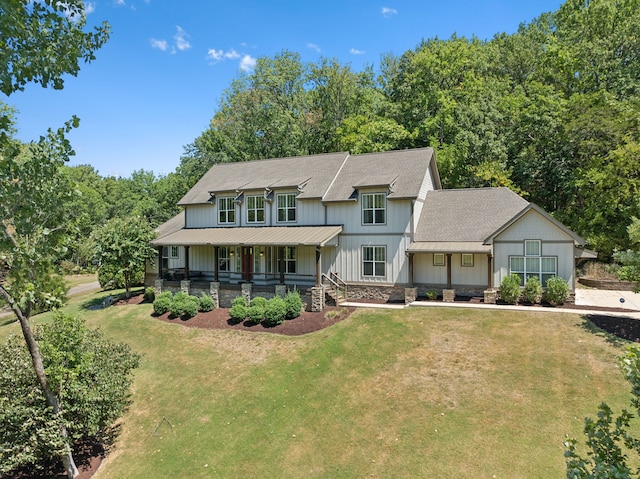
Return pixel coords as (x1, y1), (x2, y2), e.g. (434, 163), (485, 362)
(242, 247), (253, 282)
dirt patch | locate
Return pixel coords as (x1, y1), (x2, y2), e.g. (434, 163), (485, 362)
(585, 314), (640, 342)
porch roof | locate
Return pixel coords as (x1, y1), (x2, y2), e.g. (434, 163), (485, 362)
(152, 225), (342, 247)
(407, 241), (492, 253)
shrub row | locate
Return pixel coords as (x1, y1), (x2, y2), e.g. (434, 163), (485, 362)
(229, 290), (303, 326)
(153, 291), (216, 319)
(498, 274), (570, 305)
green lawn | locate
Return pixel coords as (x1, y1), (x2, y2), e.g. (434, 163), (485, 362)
(1, 293), (633, 478)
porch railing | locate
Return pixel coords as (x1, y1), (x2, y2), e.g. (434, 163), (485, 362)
(322, 272), (347, 305)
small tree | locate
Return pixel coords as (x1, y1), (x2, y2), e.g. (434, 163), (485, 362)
(0, 313), (139, 476)
(93, 217), (156, 299)
(565, 345), (640, 478)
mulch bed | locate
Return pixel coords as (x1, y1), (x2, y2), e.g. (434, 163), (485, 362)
(115, 293), (354, 336)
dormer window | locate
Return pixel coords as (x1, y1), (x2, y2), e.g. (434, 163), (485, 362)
(277, 193), (296, 223)
(362, 192), (386, 225)
(218, 197), (236, 224)
(247, 195), (265, 223)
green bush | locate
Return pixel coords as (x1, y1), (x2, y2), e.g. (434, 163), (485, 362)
(229, 296), (248, 323)
(198, 293), (215, 312)
(181, 295), (200, 319)
(544, 276), (569, 305)
(246, 297), (268, 324)
(143, 287), (156, 302)
(284, 289), (303, 319)
(169, 291), (190, 318)
(499, 274), (522, 304)
(97, 264), (144, 291)
(263, 296), (287, 327)
(522, 276), (542, 304)
(152, 292), (173, 315)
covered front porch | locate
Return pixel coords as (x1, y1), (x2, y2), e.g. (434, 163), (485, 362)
(150, 225), (342, 311)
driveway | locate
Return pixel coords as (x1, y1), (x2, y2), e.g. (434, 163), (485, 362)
(575, 288), (640, 311)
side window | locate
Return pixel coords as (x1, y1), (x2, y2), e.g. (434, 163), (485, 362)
(362, 246), (386, 277)
(170, 246), (179, 258)
(218, 246), (230, 272)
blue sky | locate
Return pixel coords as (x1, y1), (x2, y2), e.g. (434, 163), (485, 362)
(5, 0), (563, 178)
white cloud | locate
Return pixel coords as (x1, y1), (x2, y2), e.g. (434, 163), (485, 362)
(84, 2), (96, 14)
(350, 48), (365, 55)
(307, 43), (321, 53)
(381, 7), (398, 17)
(207, 49), (224, 61)
(174, 26), (191, 51)
(225, 49), (240, 59)
(150, 38), (168, 51)
(114, 0), (126, 5)
(240, 55), (256, 72)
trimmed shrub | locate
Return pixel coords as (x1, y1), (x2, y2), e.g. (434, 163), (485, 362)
(143, 287), (156, 302)
(169, 291), (190, 318)
(499, 273), (522, 304)
(522, 276), (542, 304)
(263, 296), (287, 327)
(284, 289), (303, 319)
(198, 293), (215, 312)
(544, 276), (570, 305)
(229, 296), (248, 323)
(247, 297), (268, 324)
(181, 295), (200, 319)
(152, 291), (172, 315)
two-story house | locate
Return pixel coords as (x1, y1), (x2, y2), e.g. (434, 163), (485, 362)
(149, 148), (593, 310)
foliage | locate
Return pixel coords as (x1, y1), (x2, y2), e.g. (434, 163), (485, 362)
(168, 292), (199, 319)
(544, 276), (570, 305)
(93, 217), (156, 299)
(152, 292), (173, 315)
(499, 274), (522, 304)
(144, 287), (156, 303)
(198, 293), (215, 312)
(246, 304), (265, 325)
(522, 276), (542, 304)
(614, 217), (640, 292)
(0, 313), (139, 475)
(565, 345), (640, 478)
(229, 296), (248, 323)
(284, 289), (303, 319)
(426, 290), (438, 300)
(98, 263), (144, 291)
(263, 296), (287, 327)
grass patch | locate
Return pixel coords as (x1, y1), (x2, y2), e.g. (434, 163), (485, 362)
(0, 301), (632, 478)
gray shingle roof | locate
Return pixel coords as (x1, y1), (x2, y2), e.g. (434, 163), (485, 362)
(415, 188), (530, 242)
(178, 152), (349, 205)
(323, 148), (436, 202)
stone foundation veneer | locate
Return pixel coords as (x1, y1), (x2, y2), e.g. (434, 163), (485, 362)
(180, 280), (191, 294)
(483, 289), (497, 304)
(311, 286), (324, 312)
(154, 279), (164, 296)
(442, 289), (455, 303)
(405, 287), (418, 304)
(275, 285), (287, 298)
(241, 283), (252, 306)
(346, 284), (405, 302)
(209, 282), (220, 309)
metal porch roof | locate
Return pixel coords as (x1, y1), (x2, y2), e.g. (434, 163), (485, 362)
(152, 225), (342, 247)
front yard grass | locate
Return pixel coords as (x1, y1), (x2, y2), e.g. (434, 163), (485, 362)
(0, 294), (633, 478)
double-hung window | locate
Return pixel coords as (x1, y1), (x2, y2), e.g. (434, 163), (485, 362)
(218, 197), (235, 224)
(509, 240), (558, 286)
(277, 247), (296, 274)
(277, 193), (296, 223)
(170, 246), (180, 258)
(362, 246), (386, 277)
(217, 246), (230, 272)
(246, 195), (265, 223)
(362, 193), (386, 225)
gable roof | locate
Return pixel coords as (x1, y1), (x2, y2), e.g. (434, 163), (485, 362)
(414, 187), (530, 243)
(178, 148), (438, 206)
(322, 148), (438, 202)
(178, 152), (349, 205)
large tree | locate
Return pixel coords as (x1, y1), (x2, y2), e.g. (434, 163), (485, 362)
(0, 2), (109, 476)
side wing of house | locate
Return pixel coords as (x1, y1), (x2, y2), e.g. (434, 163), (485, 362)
(489, 206), (584, 291)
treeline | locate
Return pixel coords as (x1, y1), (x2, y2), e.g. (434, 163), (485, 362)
(66, 0), (640, 266)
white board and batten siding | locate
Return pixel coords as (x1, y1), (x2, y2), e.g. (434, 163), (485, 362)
(328, 233), (411, 284)
(413, 253), (489, 287)
(492, 209), (577, 289)
(185, 204), (215, 228)
(325, 198), (413, 235)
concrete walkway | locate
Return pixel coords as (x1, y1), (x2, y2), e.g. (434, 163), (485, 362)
(343, 288), (640, 320)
